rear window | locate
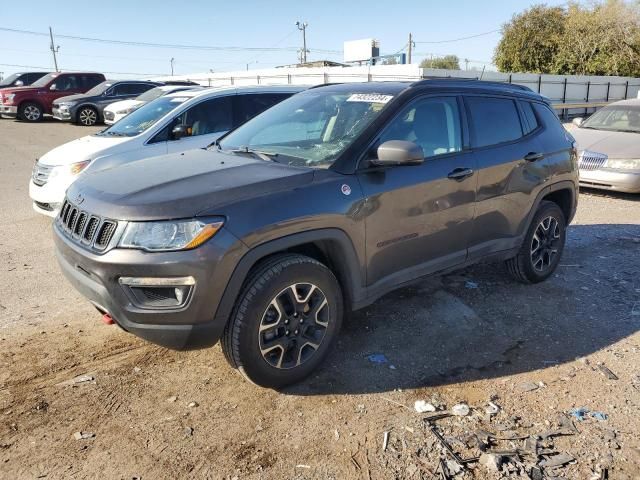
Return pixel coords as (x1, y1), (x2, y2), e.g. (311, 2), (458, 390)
(466, 96), (523, 148)
(520, 101), (539, 134)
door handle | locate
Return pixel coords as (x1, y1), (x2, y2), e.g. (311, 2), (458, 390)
(447, 167), (474, 181)
(524, 152), (545, 162)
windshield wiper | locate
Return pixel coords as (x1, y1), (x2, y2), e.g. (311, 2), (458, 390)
(227, 146), (279, 162)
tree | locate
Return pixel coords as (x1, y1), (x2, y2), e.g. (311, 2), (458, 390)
(494, 1), (640, 76)
(420, 55), (461, 70)
(494, 5), (566, 74)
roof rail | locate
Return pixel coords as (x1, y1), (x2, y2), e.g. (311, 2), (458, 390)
(412, 77), (534, 93)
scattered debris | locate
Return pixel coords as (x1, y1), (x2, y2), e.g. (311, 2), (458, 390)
(187, 401), (198, 408)
(517, 381), (539, 392)
(57, 374), (95, 387)
(183, 426), (193, 437)
(597, 364), (618, 380)
(570, 407), (608, 422)
(451, 403), (470, 416)
(590, 411), (608, 421)
(479, 452), (502, 471)
(167, 396), (177, 403)
(367, 353), (389, 365)
(295, 465), (311, 469)
(539, 452), (575, 468)
(73, 431), (95, 441)
(414, 400), (436, 413)
(484, 402), (500, 415)
(334, 429), (340, 440)
(382, 431), (390, 451)
(133, 366), (141, 373)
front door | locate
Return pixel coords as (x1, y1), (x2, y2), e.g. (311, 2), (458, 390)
(357, 95), (477, 287)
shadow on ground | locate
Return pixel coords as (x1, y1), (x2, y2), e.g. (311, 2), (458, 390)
(288, 223), (640, 395)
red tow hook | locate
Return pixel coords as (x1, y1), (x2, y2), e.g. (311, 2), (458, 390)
(102, 313), (115, 325)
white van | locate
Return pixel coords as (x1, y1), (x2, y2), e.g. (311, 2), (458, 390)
(29, 85), (306, 216)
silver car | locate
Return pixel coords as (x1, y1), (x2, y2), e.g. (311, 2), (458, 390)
(571, 99), (640, 193)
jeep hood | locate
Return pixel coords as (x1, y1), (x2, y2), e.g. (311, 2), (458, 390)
(571, 127), (640, 159)
(67, 149), (314, 221)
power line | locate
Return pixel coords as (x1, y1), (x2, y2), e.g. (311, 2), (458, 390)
(414, 29), (501, 44)
(0, 62), (164, 77)
(0, 26), (341, 54)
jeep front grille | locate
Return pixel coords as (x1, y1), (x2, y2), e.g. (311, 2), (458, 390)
(32, 161), (54, 186)
(57, 199), (118, 251)
(578, 151), (607, 171)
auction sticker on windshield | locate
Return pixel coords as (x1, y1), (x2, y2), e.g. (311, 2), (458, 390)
(347, 93), (394, 104)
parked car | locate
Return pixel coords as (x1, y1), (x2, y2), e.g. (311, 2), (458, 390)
(571, 99), (640, 193)
(103, 84), (204, 125)
(30, 85), (306, 216)
(53, 80), (578, 388)
(0, 71), (50, 89)
(52, 80), (161, 126)
(0, 72), (105, 121)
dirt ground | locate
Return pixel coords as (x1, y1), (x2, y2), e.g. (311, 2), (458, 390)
(0, 119), (639, 480)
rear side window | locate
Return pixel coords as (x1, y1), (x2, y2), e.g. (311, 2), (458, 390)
(182, 96), (233, 136)
(82, 75), (104, 90)
(233, 93), (292, 127)
(520, 101), (539, 134)
(532, 102), (567, 144)
(466, 96), (523, 148)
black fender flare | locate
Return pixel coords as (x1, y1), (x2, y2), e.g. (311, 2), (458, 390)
(213, 228), (364, 325)
(523, 180), (577, 235)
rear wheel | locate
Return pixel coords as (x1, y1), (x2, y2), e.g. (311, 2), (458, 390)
(19, 102), (43, 122)
(222, 254), (343, 388)
(506, 201), (566, 283)
(77, 106), (98, 126)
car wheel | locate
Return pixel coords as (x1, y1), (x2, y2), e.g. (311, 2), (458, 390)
(77, 106), (98, 126)
(506, 201), (566, 284)
(222, 254), (343, 388)
(19, 102), (43, 122)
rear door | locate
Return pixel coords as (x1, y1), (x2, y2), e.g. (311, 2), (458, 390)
(165, 95), (234, 153)
(464, 95), (548, 259)
(357, 95), (477, 287)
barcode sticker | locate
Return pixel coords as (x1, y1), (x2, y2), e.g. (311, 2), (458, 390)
(347, 93), (394, 104)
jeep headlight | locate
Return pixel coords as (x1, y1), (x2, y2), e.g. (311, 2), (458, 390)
(119, 218), (223, 252)
(605, 158), (640, 170)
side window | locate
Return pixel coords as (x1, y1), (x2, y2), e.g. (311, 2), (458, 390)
(378, 96), (462, 158)
(112, 83), (131, 96)
(56, 75), (78, 91)
(466, 96), (523, 148)
(233, 93), (291, 127)
(532, 102), (567, 144)
(130, 83), (154, 95)
(181, 96), (233, 136)
(520, 101), (539, 134)
(83, 75), (103, 90)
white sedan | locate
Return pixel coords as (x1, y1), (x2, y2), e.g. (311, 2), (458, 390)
(103, 84), (202, 125)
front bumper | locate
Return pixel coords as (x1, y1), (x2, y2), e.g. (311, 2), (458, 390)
(53, 221), (244, 350)
(0, 105), (17, 118)
(579, 168), (640, 194)
(29, 176), (70, 218)
(52, 107), (72, 121)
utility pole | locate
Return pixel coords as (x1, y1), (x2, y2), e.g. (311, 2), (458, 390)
(464, 58), (470, 71)
(49, 27), (59, 72)
(170, 57), (175, 76)
(296, 21), (308, 64)
(408, 33), (413, 64)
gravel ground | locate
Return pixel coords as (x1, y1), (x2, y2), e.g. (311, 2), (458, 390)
(0, 119), (639, 479)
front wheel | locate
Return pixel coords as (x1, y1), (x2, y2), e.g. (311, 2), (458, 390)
(77, 106), (99, 126)
(506, 201), (566, 283)
(222, 254), (343, 388)
(19, 102), (43, 122)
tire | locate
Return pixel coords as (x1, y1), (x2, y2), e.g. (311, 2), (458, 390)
(222, 253), (343, 388)
(506, 201), (566, 284)
(19, 102), (43, 122)
(76, 106), (99, 126)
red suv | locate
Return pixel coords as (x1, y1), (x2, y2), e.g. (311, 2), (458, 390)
(0, 72), (105, 122)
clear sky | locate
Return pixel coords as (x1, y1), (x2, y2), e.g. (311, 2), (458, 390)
(0, 0), (570, 79)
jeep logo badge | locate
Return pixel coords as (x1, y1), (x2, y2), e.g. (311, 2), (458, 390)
(341, 184), (351, 196)
(75, 193), (84, 204)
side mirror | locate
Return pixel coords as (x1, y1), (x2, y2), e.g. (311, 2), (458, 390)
(14, 80), (24, 87)
(372, 140), (424, 166)
(572, 117), (584, 127)
(49, 84), (57, 91)
(172, 124), (193, 140)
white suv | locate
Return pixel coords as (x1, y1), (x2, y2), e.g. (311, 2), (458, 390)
(29, 85), (306, 216)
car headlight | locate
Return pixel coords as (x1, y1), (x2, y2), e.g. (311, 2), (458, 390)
(70, 159), (91, 175)
(5, 94), (15, 104)
(116, 108), (133, 114)
(605, 158), (640, 170)
(119, 219), (224, 252)
(58, 102), (76, 110)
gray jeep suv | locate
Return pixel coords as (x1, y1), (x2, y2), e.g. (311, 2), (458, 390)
(53, 80), (578, 388)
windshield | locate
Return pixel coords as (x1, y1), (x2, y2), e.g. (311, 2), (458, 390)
(31, 73), (58, 88)
(84, 81), (112, 96)
(219, 91), (393, 168)
(135, 87), (167, 102)
(96, 95), (190, 137)
(582, 105), (640, 133)
(0, 73), (22, 87)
